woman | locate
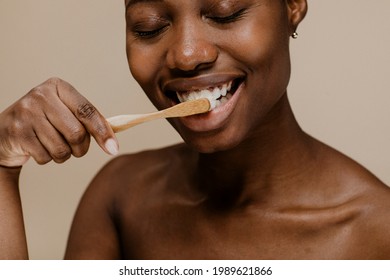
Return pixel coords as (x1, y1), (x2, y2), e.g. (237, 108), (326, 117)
(1, 0), (389, 259)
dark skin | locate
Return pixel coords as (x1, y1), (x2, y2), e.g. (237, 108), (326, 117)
(1, 0), (390, 259)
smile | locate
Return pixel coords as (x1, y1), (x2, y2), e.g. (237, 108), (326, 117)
(162, 74), (244, 132)
(172, 78), (242, 111)
(176, 81), (233, 110)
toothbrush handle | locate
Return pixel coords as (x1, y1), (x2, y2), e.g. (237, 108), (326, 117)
(107, 98), (210, 133)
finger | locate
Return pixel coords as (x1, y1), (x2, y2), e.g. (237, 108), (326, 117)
(52, 78), (119, 155)
(40, 94), (91, 158)
(19, 134), (52, 165)
(32, 118), (72, 163)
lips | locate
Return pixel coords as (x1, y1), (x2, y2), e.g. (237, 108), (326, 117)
(163, 74), (243, 106)
(178, 80), (238, 110)
(162, 74), (245, 132)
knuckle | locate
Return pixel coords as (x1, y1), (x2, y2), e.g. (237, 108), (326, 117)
(46, 77), (63, 87)
(76, 102), (97, 120)
(23, 77), (63, 108)
(72, 150), (84, 158)
(13, 100), (37, 122)
(31, 92), (47, 105)
(72, 145), (89, 158)
(18, 95), (36, 112)
(52, 147), (71, 161)
(28, 77), (63, 101)
(37, 159), (51, 165)
(52, 77), (77, 95)
(36, 155), (52, 165)
(28, 85), (46, 99)
(94, 123), (109, 138)
(67, 128), (86, 145)
(7, 119), (25, 137)
(25, 85), (51, 105)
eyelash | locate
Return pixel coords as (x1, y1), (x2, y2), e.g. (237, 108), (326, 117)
(133, 25), (168, 39)
(134, 27), (164, 38)
(132, 9), (246, 39)
(209, 9), (246, 24)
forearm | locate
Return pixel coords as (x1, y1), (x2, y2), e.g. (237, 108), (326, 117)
(0, 166), (28, 259)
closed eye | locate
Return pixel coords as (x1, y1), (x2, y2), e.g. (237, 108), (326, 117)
(209, 9), (246, 24)
(133, 25), (168, 39)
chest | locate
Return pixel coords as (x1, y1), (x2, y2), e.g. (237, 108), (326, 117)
(118, 205), (361, 259)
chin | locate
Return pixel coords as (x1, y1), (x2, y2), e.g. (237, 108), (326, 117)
(178, 127), (245, 154)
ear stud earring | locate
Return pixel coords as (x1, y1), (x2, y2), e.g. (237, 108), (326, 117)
(291, 32), (298, 39)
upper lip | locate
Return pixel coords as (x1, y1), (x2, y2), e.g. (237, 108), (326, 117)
(162, 73), (243, 94)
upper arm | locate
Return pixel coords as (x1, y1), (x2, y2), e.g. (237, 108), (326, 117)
(64, 158), (124, 260)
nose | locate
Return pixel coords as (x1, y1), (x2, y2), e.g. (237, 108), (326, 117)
(166, 21), (218, 72)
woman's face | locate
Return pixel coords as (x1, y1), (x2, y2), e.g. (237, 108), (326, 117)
(125, 0), (306, 153)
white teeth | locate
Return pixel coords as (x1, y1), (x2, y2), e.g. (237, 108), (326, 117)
(212, 87), (222, 100)
(227, 81), (232, 92)
(177, 93), (184, 102)
(221, 84), (227, 97)
(176, 80), (234, 111)
(209, 99), (217, 110)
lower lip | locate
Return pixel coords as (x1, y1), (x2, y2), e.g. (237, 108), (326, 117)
(177, 82), (243, 132)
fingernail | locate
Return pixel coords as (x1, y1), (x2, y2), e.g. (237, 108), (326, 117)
(105, 138), (119, 155)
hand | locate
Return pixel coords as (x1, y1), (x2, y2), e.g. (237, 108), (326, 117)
(0, 77), (119, 167)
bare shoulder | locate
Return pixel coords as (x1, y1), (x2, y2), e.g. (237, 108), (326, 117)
(65, 143), (195, 259)
(321, 143), (390, 258)
(349, 168), (390, 258)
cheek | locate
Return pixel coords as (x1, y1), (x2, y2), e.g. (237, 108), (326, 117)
(216, 22), (291, 138)
(232, 20), (291, 100)
(231, 21), (290, 74)
(126, 44), (161, 93)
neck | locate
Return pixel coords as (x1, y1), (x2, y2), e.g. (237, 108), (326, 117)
(196, 94), (318, 209)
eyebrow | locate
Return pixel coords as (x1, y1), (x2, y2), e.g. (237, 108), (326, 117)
(125, 0), (164, 9)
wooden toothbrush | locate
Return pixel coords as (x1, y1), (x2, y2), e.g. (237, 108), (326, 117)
(107, 98), (211, 133)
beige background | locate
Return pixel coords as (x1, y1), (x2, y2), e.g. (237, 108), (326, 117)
(0, 1), (389, 259)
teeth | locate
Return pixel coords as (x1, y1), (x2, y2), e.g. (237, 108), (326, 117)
(209, 99), (217, 110)
(221, 84), (227, 97)
(212, 87), (222, 100)
(227, 81), (232, 92)
(220, 96), (228, 104)
(176, 81), (234, 111)
(214, 100), (221, 108)
(199, 89), (211, 99)
(177, 93), (184, 103)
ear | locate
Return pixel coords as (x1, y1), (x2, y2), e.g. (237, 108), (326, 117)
(286, 0), (308, 34)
